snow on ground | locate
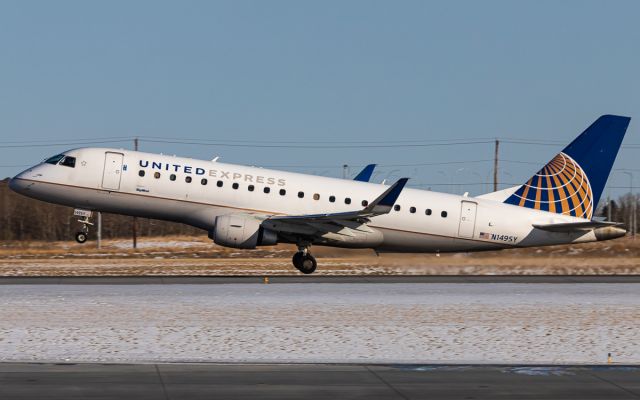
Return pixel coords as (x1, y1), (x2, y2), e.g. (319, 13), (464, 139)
(0, 283), (638, 364)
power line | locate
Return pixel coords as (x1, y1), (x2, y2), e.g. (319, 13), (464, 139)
(138, 138), (496, 149)
(138, 135), (501, 145)
(0, 139), (132, 149)
(0, 136), (133, 144)
(261, 159), (493, 169)
(2, 136), (640, 150)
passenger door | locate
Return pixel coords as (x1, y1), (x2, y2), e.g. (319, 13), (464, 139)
(102, 152), (124, 190)
(458, 201), (477, 238)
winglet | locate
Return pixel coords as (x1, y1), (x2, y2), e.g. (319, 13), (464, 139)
(353, 164), (376, 182)
(364, 178), (409, 214)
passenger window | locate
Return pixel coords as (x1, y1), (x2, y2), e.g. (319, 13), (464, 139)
(329, 196), (336, 203)
(201, 178), (208, 185)
(59, 156), (76, 168)
(264, 187), (271, 194)
(425, 209), (432, 216)
(217, 180), (223, 187)
(154, 172), (161, 179)
(345, 198), (351, 205)
(138, 170), (145, 177)
(441, 211), (448, 218)
(279, 189), (286, 196)
(298, 191), (304, 198)
(44, 154), (65, 165)
(170, 174), (176, 181)
(394, 205), (401, 211)
(410, 207), (416, 213)
(248, 185), (255, 192)
(361, 200), (368, 207)
(185, 176), (192, 183)
(232, 183), (239, 189)
(313, 193), (320, 200)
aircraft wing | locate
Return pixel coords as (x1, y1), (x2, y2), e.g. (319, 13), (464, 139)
(353, 164), (376, 182)
(532, 220), (624, 232)
(261, 178), (408, 237)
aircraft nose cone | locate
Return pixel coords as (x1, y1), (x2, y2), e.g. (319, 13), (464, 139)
(8, 177), (24, 193)
(8, 171), (31, 194)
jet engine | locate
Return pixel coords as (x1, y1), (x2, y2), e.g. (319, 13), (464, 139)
(211, 215), (278, 249)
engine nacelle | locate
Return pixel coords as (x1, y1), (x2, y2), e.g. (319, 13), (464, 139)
(212, 215), (278, 249)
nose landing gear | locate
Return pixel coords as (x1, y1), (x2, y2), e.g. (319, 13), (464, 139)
(73, 209), (94, 244)
(75, 231), (88, 244)
(292, 244), (317, 274)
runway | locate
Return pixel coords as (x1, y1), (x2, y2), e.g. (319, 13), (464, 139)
(1, 363), (639, 399)
(1, 275), (640, 284)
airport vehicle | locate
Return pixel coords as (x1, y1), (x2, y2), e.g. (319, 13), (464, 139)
(10, 115), (630, 273)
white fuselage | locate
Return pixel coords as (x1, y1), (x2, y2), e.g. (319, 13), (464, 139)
(10, 147), (607, 252)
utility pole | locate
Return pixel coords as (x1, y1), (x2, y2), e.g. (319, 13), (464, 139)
(1, 181), (7, 240)
(632, 185), (636, 238)
(342, 164), (348, 179)
(97, 212), (102, 249)
(623, 171), (634, 237)
(132, 137), (138, 249)
(493, 139), (499, 192)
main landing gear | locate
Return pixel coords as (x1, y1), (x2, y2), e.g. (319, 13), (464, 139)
(292, 244), (317, 274)
(73, 209), (94, 244)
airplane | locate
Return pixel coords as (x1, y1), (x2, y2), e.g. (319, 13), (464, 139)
(9, 115), (630, 274)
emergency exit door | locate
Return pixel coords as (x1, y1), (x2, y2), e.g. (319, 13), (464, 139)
(102, 152), (124, 190)
(458, 201), (477, 238)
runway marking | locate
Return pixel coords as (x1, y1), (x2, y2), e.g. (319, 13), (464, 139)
(366, 365), (410, 400)
(587, 370), (640, 398)
(155, 364), (170, 400)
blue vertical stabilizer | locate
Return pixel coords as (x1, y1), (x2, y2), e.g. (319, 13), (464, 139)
(503, 115), (631, 219)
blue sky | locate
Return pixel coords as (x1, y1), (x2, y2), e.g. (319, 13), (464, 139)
(1, 0), (639, 200)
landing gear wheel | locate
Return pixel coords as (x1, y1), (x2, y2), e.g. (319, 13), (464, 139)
(292, 252), (317, 274)
(75, 232), (88, 244)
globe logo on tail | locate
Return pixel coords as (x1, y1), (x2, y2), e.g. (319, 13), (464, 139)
(505, 152), (593, 219)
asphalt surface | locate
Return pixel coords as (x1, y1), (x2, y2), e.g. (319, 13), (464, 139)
(1, 275), (640, 284)
(0, 363), (639, 399)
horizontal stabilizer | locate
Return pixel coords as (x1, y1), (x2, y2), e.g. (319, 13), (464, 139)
(353, 164), (376, 182)
(532, 220), (623, 232)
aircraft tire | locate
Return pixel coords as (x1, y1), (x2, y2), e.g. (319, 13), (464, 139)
(298, 254), (317, 274)
(292, 252), (304, 270)
(75, 232), (88, 244)
(292, 252), (316, 274)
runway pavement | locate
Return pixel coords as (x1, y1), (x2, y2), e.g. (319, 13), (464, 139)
(1, 275), (640, 284)
(0, 363), (639, 399)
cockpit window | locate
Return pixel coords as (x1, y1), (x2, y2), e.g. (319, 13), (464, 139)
(44, 154), (65, 165)
(59, 156), (76, 168)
